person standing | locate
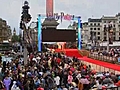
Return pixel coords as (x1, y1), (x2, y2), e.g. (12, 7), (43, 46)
(67, 71), (73, 88)
(54, 75), (60, 88)
(3, 75), (11, 90)
(0, 80), (4, 90)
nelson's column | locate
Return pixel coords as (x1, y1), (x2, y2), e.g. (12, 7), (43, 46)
(42, 0), (59, 29)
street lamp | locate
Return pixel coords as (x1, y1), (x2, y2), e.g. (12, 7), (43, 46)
(104, 22), (113, 52)
(20, 1), (32, 65)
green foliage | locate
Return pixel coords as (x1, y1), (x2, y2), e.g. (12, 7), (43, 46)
(11, 35), (20, 43)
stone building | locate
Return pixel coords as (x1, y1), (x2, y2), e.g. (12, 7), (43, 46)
(75, 13), (120, 44)
(101, 16), (118, 41)
(88, 18), (102, 43)
(0, 18), (12, 43)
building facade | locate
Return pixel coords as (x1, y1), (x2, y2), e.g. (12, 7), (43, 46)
(82, 22), (89, 43)
(0, 18), (12, 43)
(80, 13), (120, 44)
(101, 16), (118, 41)
(88, 18), (102, 45)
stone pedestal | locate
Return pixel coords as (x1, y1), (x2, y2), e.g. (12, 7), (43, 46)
(42, 18), (59, 29)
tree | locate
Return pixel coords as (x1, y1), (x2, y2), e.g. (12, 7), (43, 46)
(11, 35), (20, 43)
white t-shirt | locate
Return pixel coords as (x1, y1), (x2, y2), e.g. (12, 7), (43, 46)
(0, 67), (2, 73)
(63, 88), (68, 90)
(54, 76), (60, 85)
(97, 84), (102, 89)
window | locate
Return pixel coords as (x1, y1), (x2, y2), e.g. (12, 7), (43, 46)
(94, 28), (96, 30)
(113, 37), (115, 40)
(119, 37), (120, 41)
(98, 28), (100, 30)
(104, 21), (106, 23)
(104, 37), (107, 41)
(113, 32), (115, 35)
(90, 23), (93, 26)
(90, 28), (93, 30)
(98, 32), (100, 35)
(94, 23), (96, 26)
(104, 32), (106, 35)
(113, 28), (116, 31)
(98, 23), (100, 26)
(94, 32), (96, 35)
(98, 36), (100, 40)
(113, 24), (115, 27)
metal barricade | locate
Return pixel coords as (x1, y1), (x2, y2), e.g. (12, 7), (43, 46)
(98, 87), (120, 90)
(89, 53), (118, 64)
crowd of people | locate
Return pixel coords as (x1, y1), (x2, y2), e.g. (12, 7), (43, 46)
(0, 50), (120, 90)
(90, 48), (120, 57)
(89, 48), (120, 63)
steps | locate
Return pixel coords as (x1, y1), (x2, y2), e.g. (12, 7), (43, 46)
(64, 49), (83, 58)
(54, 49), (84, 58)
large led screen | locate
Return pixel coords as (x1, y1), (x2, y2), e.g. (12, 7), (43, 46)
(42, 29), (76, 42)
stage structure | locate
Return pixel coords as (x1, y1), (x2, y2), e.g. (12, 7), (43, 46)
(38, 14), (82, 51)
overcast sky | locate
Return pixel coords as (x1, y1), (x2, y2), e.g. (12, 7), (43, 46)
(0, 0), (120, 34)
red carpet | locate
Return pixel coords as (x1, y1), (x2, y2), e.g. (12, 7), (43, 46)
(54, 49), (120, 72)
(54, 49), (83, 58)
(79, 57), (120, 72)
(64, 49), (83, 58)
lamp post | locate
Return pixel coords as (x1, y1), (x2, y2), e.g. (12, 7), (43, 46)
(20, 1), (32, 65)
(19, 29), (23, 54)
(104, 22), (113, 52)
